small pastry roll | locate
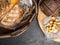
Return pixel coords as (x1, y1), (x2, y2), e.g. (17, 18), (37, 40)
(1, 5), (23, 28)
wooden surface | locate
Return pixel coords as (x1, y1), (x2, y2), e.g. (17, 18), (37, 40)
(38, 7), (60, 42)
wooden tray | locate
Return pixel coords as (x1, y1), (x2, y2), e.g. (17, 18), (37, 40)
(38, 6), (60, 42)
(38, 0), (60, 42)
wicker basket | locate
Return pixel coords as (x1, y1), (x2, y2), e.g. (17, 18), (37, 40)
(38, 0), (60, 42)
(0, 0), (37, 38)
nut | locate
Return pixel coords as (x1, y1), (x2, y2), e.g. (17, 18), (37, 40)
(51, 16), (56, 21)
(46, 16), (60, 33)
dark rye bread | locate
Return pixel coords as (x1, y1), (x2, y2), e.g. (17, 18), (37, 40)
(40, 0), (60, 16)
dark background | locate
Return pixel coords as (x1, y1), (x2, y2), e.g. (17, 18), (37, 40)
(0, 17), (60, 45)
